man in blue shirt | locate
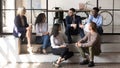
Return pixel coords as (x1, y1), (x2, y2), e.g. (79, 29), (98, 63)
(87, 7), (103, 35)
(65, 8), (85, 43)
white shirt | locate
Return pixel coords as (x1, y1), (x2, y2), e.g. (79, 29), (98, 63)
(50, 34), (66, 48)
(35, 23), (48, 36)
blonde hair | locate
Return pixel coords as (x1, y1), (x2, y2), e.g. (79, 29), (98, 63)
(17, 7), (26, 16)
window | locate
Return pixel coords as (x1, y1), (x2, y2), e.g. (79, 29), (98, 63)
(1, 0), (47, 33)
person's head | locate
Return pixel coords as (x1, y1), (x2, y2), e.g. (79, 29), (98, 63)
(89, 22), (97, 32)
(17, 7), (26, 16)
(92, 7), (100, 17)
(68, 8), (76, 16)
(51, 23), (61, 37)
(35, 13), (46, 25)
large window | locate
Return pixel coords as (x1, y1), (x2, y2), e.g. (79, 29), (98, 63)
(2, 0), (47, 33)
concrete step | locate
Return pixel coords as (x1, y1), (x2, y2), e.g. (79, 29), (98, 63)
(20, 43), (120, 53)
(8, 52), (120, 63)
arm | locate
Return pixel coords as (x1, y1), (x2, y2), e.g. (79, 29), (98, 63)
(50, 36), (61, 48)
(65, 16), (72, 28)
(14, 16), (27, 33)
(78, 33), (88, 43)
(81, 34), (98, 47)
(35, 24), (42, 36)
(87, 15), (92, 24)
(97, 15), (103, 27)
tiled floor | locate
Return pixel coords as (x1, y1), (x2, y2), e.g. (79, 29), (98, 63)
(2, 62), (120, 68)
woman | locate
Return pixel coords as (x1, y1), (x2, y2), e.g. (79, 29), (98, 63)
(35, 13), (51, 54)
(51, 23), (74, 67)
(13, 7), (33, 54)
(75, 22), (101, 67)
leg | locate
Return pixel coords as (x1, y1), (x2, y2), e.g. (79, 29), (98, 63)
(88, 47), (95, 67)
(79, 28), (85, 38)
(65, 27), (73, 43)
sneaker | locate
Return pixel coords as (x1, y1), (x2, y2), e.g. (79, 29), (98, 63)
(27, 47), (33, 54)
(88, 61), (95, 67)
(52, 61), (60, 67)
(80, 60), (89, 65)
(42, 49), (47, 54)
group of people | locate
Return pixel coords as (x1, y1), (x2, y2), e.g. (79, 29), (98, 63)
(13, 6), (102, 67)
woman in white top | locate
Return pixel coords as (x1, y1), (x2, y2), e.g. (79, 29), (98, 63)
(35, 13), (51, 54)
(50, 23), (74, 67)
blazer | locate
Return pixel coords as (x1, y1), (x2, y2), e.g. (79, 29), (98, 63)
(65, 15), (82, 29)
(13, 15), (29, 37)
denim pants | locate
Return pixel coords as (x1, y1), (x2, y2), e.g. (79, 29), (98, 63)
(36, 35), (51, 49)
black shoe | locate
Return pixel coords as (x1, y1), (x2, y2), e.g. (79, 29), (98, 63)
(80, 60), (89, 65)
(88, 61), (95, 67)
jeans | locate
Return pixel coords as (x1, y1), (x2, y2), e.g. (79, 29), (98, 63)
(65, 27), (85, 42)
(36, 35), (51, 49)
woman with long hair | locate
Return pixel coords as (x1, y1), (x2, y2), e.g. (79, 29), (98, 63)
(13, 7), (33, 54)
(35, 13), (50, 54)
(51, 23), (74, 67)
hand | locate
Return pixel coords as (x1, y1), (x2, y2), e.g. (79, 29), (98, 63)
(79, 24), (84, 28)
(75, 42), (81, 47)
(71, 24), (77, 29)
(43, 32), (49, 35)
(60, 45), (66, 48)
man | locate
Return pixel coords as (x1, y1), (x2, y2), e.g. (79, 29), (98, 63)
(65, 8), (85, 43)
(75, 22), (101, 67)
(87, 7), (103, 35)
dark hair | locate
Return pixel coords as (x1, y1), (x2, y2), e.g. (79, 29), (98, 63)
(93, 7), (99, 12)
(90, 22), (97, 32)
(69, 8), (76, 12)
(51, 23), (61, 37)
(35, 13), (45, 25)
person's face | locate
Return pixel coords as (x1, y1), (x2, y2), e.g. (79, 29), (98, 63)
(22, 8), (26, 15)
(92, 10), (98, 16)
(68, 10), (74, 16)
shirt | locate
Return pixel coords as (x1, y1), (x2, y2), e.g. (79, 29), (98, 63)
(35, 23), (48, 36)
(87, 14), (103, 27)
(50, 33), (66, 48)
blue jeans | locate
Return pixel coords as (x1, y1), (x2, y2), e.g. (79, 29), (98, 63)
(36, 35), (51, 49)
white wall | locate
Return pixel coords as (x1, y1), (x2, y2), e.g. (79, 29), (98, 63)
(47, 0), (120, 25)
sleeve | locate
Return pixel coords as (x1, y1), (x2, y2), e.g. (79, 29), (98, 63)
(50, 36), (60, 48)
(81, 34), (97, 47)
(65, 16), (71, 28)
(79, 33), (88, 43)
(14, 16), (26, 33)
(23, 16), (29, 27)
(97, 15), (103, 27)
(35, 24), (42, 36)
(87, 15), (92, 24)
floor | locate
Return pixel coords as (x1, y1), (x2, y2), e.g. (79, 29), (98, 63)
(2, 62), (120, 68)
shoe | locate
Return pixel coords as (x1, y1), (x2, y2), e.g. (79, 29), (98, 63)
(27, 47), (33, 54)
(88, 61), (95, 67)
(80, 60), (89, 65)
(42, 49), (47, 54)
(52, 61), (60, 67)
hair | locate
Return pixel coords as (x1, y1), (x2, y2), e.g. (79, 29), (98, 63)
(69, 8), (76, 12)
(93, 7), (100, 12)
(90, 22), (97, 32)
(35, 13), (45, 25)
(51, 23), (61, 37)
(17, 7), (26, 15)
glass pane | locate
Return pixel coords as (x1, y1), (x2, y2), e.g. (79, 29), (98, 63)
(114, 0), (120, 9)
(114, 11), (120, 33)
(2, 10), (15, 33)
(99, 0), (113, 9)
(2, 0), (15, 9)
(32, 0), (46, 9)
